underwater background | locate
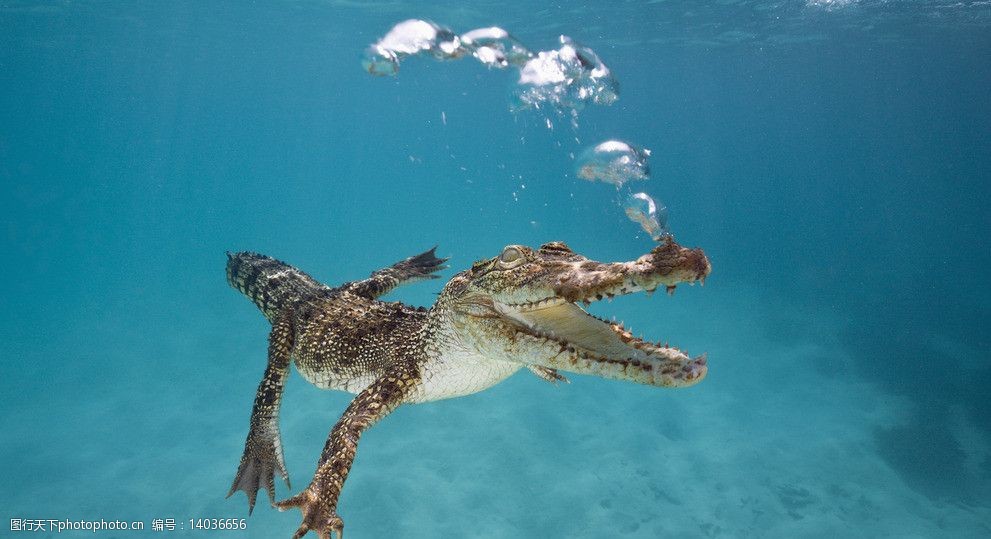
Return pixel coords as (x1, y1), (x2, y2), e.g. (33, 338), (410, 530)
(1, 1), (989, 537)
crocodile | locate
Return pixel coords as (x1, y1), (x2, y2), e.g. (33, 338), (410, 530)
(225, 237), (710, 539)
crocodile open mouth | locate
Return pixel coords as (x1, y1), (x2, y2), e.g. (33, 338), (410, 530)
(460, 238), (711, 388)
(494, 287), (707, 388)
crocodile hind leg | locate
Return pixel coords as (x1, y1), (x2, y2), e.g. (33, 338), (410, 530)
(274, 362), (420, 539)
(228, 308), (295, 513)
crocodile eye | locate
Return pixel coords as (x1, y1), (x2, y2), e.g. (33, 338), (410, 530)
(499, 246), (523, 264)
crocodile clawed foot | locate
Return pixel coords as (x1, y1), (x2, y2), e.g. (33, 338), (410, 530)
(392, 246), (449, 285)
(275, 486), (344, 539)
(228, 429), (290, 514)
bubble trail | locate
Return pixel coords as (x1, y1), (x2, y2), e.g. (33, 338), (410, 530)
(624, 192), (670, 241)
(362, 22), (619, 126)
(575, 140), (651, 188)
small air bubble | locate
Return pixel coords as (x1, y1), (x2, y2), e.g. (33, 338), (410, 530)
(623, 192), (670, 241)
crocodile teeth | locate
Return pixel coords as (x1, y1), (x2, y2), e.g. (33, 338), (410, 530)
(508, 297), (567, 312)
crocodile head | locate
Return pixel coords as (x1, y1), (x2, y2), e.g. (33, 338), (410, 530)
(438, 237), (711, 388)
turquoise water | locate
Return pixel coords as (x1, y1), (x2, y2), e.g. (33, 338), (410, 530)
(2, 1), (989, 537)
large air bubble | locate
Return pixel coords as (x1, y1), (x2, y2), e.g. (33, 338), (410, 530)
(575, 140), (650, 187)
(510, 36), (619, 114)
(362, 19), (463, 76)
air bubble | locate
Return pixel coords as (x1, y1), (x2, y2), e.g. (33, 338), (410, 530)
(575, 140), (651, 187)
(624, 192), (670, 241)
(461, 27), (533, 68)
(510, 36), (619, 114)
(361, 19), (464, 76)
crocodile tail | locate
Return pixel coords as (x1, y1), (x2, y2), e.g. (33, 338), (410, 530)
(226, 252), (332, 320)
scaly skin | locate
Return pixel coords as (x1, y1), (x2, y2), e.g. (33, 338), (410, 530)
(225, 238), (710, 538)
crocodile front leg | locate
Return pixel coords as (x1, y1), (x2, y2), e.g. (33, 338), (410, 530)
(228, 308), (294, 513)
(274, 362), (420, 539)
